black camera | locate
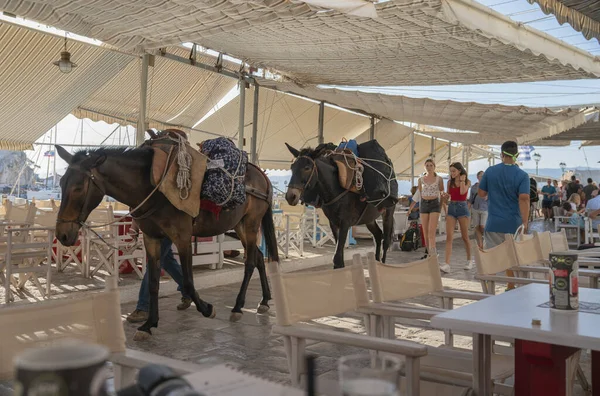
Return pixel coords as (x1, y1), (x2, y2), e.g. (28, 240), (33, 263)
(116, 364), (205, 396)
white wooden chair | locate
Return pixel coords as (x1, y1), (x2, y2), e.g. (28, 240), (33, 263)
(0, 276), (208, 389)
(365, 252), (514, 394)
(275, 203), (305, 258)
(315, 208), (336, 247)
(269, 256), (431, 395)
(32, 208), (60, 266)
(107, 206), (146, 280)
(83, 208), (116, 278)
(473, 239), (546, 295)
(0, 225), (54, 304)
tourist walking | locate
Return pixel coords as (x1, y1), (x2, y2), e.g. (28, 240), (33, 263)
(478, 141), (530, 248)
(412, 159), (446, 271)
(443, 162), (472, 271)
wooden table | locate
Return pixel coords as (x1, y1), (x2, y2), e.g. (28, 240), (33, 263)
(431, 284), (600, 396)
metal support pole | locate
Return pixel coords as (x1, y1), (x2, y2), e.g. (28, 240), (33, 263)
(369, 117), (375, 140)
(136, 53), (150, 145)
(448, 141), (452, 165)
(238, 78), (246, 150)
(465, 145), (470, 174)
(318, 101), (325, 145)
(251, 85), (259, 164)
(410, 131), (415, 187)
(430, 137), (435, 158)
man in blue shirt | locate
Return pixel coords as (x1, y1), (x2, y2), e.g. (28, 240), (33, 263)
(478, 141), (530, 249)
(469, 170), (488, 250)
(541, 178), (557, 221)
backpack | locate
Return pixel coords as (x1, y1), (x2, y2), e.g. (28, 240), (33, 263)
(400, 222), (420, 251)
(529, 178), (538, 203)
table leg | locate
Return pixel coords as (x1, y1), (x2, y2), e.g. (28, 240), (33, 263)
(593, 350), (600, 396)
(473, 333), (491, 396)
(515, 340), (579, 396)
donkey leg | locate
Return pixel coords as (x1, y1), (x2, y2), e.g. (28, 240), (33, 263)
(231, 238), (257, 322)
(381, 208), (395, 263)
(135, 236), (161, 341)
(255, 249), (271, 314)
(365, 221), (383, 262)
(333, 225), (349, 269)
(176, 238), (215, 319)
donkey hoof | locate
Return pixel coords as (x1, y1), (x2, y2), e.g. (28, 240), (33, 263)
(133, 330), (152, 341)
(230, 312), (243, 322)
(257, 304), (270, 314)
(209, 305), (217, 319)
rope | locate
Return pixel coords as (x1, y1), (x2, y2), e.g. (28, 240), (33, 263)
(330, 143), (396, 207)
(175, 134), (192, 200)
(206, 149), (245, 206)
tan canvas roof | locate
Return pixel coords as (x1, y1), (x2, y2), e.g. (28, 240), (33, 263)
(2, 0), (600, 86)
(528, 0), (600, 41)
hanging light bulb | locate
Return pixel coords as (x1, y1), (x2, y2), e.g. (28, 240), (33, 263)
(53, 34), (77, 74)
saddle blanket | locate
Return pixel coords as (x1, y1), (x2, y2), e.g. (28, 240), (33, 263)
(151, 143), (207, 218)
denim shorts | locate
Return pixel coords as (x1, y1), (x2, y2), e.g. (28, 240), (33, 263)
(420, 198), (441, 214)
(447, 201), (470, 218)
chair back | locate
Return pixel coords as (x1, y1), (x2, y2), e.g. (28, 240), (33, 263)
(367, 253), (443, 303)
(34, 199), (56, 210)
(112, 201), (129, 211)
(7, 202), (36, 224)
(473, 239), (518, 275)
(506, 233), (544, 266)
(534, 231), (552, 259)
(33, 209), (58, 228)
(549, 229), (569, 252)
(268, 254), (369, 326)
(316, 208), (330, 227)
(279, 202), (306, 216)
(0, 277), (125, 379)
(85, 208), (112, 233)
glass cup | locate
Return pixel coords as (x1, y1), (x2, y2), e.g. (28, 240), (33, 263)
(338, 354), (402, 396)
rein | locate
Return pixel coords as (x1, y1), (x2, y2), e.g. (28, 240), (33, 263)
(57, 147), (175, 249)
(290, 155), (350, 207)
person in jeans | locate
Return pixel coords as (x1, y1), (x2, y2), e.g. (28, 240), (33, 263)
(443, 162), (472, 271)
(541, 178), (557, 221)
(469, 170), (488, 250)
(126, 221), (193, 323)
(414, 159), (445, 270)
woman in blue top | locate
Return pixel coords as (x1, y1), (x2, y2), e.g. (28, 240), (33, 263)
(541, 178), (557, 221)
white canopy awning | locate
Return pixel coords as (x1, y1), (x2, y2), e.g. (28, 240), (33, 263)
(3, 0), (600, 86)
(0, 22), (236, 149)
(259, 80), (597, 145)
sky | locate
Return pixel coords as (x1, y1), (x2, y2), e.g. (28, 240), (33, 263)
(17, 0), (600, 179)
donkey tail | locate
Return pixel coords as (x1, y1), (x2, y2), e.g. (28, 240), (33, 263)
(261, 205), (280, 262)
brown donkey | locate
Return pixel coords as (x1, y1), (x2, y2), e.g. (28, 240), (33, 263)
(54, 140), (279, 341)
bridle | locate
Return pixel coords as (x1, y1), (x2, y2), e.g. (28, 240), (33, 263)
(56, 147), (173, 228)
(56, 166), (106, 226)
(288, 155), (319, 193)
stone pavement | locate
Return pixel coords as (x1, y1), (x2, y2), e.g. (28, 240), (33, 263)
(119, 219), (590, 394)
(0, 218), (592, 394)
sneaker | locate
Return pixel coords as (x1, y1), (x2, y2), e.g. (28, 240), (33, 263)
(439, 264), (451, 274)
(126, 309), (148, 323)
(464, 260), (475, 270)
(177, 297), (192, 311)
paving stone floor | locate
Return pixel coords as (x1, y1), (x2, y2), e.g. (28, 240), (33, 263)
(0, 219), (593, 394)
(119, 219), (591, 394)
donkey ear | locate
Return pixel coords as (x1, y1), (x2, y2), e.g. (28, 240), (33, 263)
(55, 145), (72, 165)
(285, 143), (300, 158)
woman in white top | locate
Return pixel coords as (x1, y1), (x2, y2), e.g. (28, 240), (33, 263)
(409, 158), (444, 262)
